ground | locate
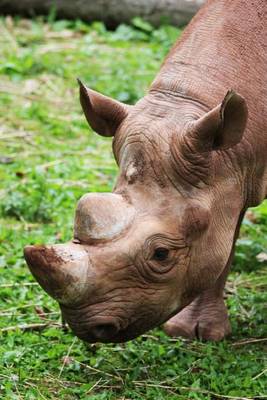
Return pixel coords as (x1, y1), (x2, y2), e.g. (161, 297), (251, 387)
(0, 16), (266, 400)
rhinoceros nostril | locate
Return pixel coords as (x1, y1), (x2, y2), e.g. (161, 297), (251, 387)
(90, 323), (119, 341)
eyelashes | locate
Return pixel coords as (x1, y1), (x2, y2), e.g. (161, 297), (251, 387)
(143, 234), (186, 259)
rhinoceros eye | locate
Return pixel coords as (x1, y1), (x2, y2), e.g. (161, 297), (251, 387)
(152, 247), (169, 262)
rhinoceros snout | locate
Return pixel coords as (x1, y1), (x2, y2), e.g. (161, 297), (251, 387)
(81, 321), (120, 342)
(24, 243), (92, 305)
(90, 322), (119, 341)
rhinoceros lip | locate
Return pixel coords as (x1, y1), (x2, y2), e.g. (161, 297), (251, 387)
(64, 316), (142, 343)
(93, 307), (186, 344)
(71, 323), (151, 344)
(63, 309), (174, 344)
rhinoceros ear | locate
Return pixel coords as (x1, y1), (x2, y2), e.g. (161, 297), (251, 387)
(78, 79), (130, 137)
(191, 90), (248, 151)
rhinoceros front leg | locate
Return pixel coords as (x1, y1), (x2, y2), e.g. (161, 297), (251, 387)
(163, 284), (231, 341)
(164, 212), (246, 341)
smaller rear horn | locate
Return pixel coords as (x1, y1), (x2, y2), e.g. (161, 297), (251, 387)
(74, 193), (135, 242)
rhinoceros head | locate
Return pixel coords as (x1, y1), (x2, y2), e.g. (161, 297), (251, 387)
(24, 81), (247, 343)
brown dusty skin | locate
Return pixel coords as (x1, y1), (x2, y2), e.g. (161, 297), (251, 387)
(25, 0), (267, 344)
(24, 243), (93, 305)
(24, 245), (63, 268)
(24, 245), (69, 300)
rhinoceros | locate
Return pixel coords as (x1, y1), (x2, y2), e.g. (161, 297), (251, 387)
(24, 0), (267, 343)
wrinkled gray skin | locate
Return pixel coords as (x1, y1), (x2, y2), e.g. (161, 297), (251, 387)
(24, 0), (267, 343)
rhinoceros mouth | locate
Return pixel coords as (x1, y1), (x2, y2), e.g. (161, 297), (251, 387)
(60, 304), (170, 343)
(69, 322), (154, 344)
(73, 326), (142, 344)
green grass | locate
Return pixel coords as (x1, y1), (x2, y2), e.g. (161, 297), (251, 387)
(0, 16), (266, 400)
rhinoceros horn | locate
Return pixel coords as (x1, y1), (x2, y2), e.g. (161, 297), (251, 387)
(24, 193), (135, 304)
(74, 192), (136, 242)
